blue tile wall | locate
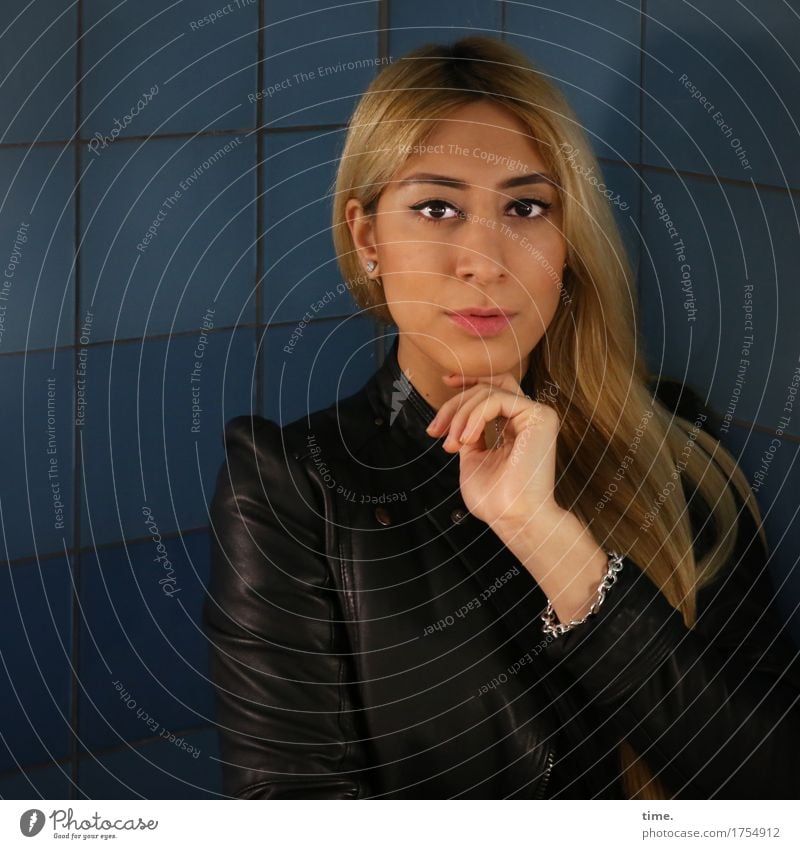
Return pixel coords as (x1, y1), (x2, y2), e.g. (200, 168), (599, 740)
(80, 329), (256, 548)
(79, 134), (257, 343)
(388, 1), (504, 58)
(644, 0), (800, 188)
(78, 532), (213, 751)
(262, 1), (380, 127)
(1, 0), (798, 799)
(262, 130), (355, 323)
(0, 761), (72, 800)
(82, 1), (258, 137)
(639, 171), (800, 437)
(0, 350), (74, 562)
(0, 145), (75, 353)
(0, 0), (77, 144)
(506, 1), (643, 162)
(77, 728), (221, 799)
(0, 555), (72, 773)
(262, 315), (379, 425)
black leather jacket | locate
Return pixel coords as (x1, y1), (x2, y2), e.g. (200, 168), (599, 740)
(203, 336), (800, 799)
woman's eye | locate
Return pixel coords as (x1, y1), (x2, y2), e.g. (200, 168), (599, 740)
(409, 200), (462, 222)
(508, 198), (553, 218)
(408, 197), (553, 223)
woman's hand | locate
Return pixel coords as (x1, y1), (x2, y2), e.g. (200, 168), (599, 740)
(425, 370), (563, 529)
(426, 369), (609, 624)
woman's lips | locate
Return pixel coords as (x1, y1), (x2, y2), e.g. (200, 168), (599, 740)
(446, 312), (514, 337)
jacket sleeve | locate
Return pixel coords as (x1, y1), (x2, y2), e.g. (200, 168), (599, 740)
(538, 483), (800, 799)
(202, 414), (373, 799)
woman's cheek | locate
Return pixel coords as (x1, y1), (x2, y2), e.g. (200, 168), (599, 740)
(380, 292), (425, 330)
(519, 285), (561, 336)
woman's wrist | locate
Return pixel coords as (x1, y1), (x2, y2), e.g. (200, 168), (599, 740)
(492, 507), (609, 624)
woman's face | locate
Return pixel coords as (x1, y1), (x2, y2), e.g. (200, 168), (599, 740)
(346, 99), (567, 403)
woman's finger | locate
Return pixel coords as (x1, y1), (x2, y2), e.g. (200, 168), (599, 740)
(442, 370), (525, 396)
(430, 371), (528, 435)
(444, 388), (532, 448)
(459, 392), (533, 445)
(437, 387), (495, 447)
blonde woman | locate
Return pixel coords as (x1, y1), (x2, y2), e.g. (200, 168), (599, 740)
(203, 35), (799, 799)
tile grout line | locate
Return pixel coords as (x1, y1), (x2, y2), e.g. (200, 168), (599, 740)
(2, 131), (798, 196)
(0, 316), (360, 360)
(0, 722), (217, 783)
(255, 0), (266, 417)
(638, 0), (647, 300)
(6, 526), (209, 569)
(69, 0), (84, 801)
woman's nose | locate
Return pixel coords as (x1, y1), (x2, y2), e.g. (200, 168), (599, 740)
(452, 214), (509, 285)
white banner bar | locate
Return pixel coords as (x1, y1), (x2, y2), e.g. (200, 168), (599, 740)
(1, 799), (798, 848)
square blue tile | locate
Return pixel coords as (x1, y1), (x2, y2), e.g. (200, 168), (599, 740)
(643, 0), (800, 188)
(718, 423), (800, 648)
(0, 761), (72, 799)
(262, 129), (359, 323)
(639, 172), (800, 437)
(78, 134), (256, 343)
(79, 329), (256, 548)
(262, 316), (378, 423)
(81, 0), (258, 138)
(263, 0), (380, 127)
(389, 1), (503, 58)
(78, 728), (220, 799)
(0, 349), (74, 561)
(78, 533), (213, 751)
(0, 0), (76, 143)
(0, 555), (72, 773)
(506, 1), (643, 162)
(0, 145), (75, 353)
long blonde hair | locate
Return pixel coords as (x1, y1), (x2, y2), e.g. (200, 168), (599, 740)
(329, 35), (764, 799)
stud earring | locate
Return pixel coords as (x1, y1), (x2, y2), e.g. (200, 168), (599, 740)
(366, 259), (377, 273)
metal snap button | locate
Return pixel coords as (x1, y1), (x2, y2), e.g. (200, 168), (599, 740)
(374, 416), (384, 426)
(375, 506), (392, 526)
(450, 507), (469, 524)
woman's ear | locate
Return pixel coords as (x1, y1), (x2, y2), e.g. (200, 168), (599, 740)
(345, 197), (379, 271)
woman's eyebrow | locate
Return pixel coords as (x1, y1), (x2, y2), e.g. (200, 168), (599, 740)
(396, 171), (558, 190)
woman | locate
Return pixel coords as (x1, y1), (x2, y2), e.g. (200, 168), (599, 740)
(203, 35), (800, 799)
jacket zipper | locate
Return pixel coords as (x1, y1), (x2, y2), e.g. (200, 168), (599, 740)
(532, 743), (555, 800)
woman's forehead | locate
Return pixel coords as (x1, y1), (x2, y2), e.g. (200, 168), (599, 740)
(392, 119), (551, 181)
(385, 147), (558, 197)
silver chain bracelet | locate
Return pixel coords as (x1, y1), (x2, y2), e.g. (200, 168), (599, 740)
(540, 550), (625, 637)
